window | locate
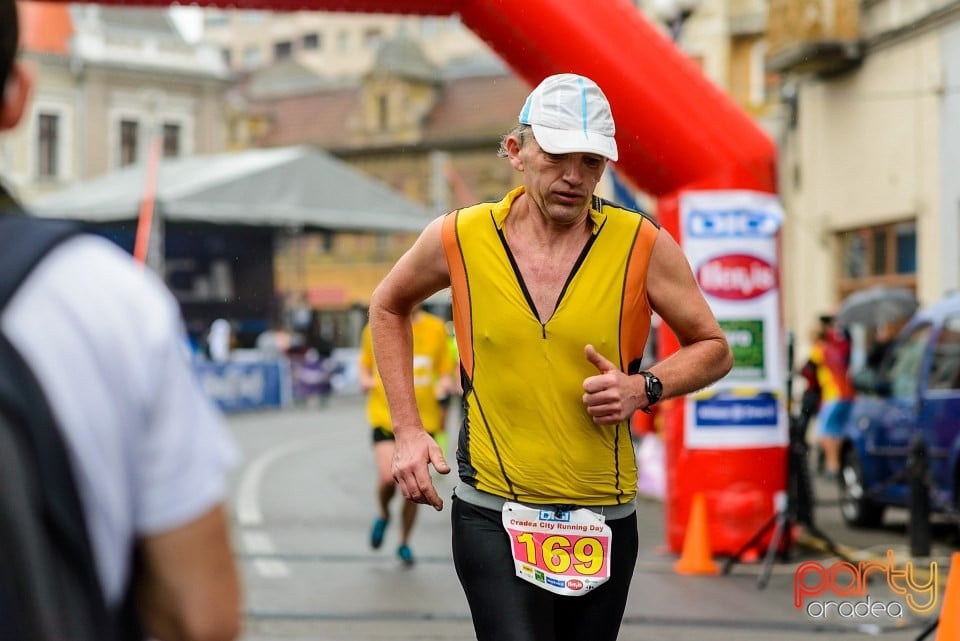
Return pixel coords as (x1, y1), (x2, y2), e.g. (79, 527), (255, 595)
(377, 94), (389, 131)
(363, 28), (383, 50)
(420, 17), (440, 38)
(884, 324), (930, 400)
(162, 123), (181, 158)
(242, 46), (262, 68)
(274, 40), (292, 60)
(302, 32), (320, 50)
(749, 41), (766, 106)
(204, 12), (228, 27)
(221, 48), (232, 67)
(119, 119), (138, 167)
(37, 113), (59, 179)
(928, 315), (960, 391)
(838, 221), (917, 297)
(375, 232), (390, 260)
(336, 30), (350, 52)
(895, 223), (917, 274)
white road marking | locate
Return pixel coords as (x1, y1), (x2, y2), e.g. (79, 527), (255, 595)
(243, 530), (275, 554)
(236, 436), (327, 578)
(236, 436), (324, 527)
(244, 529), (291, 577)
(253, 558), (291, 578)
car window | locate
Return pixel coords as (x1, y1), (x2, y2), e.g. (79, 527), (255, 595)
(884, 324), (930, 399)
(928, 314), (960, 391)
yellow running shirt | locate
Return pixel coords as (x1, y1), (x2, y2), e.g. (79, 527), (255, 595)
(441, 186), (659, 506)
(360, 311), (453, 434)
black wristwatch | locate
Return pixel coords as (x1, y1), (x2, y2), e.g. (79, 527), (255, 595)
(639, 371), (663, 410)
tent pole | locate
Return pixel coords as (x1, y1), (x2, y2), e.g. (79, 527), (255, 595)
(133, 136), (162, 265)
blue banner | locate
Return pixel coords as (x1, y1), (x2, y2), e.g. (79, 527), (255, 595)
(193, 359), (292, 412)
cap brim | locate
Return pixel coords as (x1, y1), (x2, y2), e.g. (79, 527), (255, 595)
(530, 123), (619, 162)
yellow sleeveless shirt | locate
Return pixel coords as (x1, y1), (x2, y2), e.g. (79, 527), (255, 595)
(441, 186), (659, 506)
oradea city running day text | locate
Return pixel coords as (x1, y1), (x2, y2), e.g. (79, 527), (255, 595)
(793, 551), (938, 620)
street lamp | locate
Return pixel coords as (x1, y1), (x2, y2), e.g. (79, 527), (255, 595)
(649, 0), (702, 43)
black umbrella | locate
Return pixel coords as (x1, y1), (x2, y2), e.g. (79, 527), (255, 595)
(836, 286), (918, 326)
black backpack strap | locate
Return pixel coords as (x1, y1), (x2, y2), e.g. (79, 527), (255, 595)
(0, 215), (81, 308)
(0, 214), (117, 638)
(0, 331), (112, 638)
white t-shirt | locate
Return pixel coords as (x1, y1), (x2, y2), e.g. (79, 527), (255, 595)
(1, 235), (239, 606)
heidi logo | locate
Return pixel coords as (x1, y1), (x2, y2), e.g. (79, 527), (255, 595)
(698, 254), (776, 300)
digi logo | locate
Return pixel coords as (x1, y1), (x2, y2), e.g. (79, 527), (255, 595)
(686, 208), (780, 238)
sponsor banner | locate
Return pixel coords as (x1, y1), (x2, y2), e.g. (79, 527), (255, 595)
(680, 190), (787, 448)
(194, 359), (293, 412)
(719, 318), (765, 381)
(685, 391), (782, 448)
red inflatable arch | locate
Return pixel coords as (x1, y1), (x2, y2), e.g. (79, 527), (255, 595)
(31, 0), (784, 556)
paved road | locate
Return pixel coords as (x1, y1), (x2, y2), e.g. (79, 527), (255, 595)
(226, 396), (955, 641)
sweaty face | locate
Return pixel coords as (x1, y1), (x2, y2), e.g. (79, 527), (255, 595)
(516, 137), (607, 227)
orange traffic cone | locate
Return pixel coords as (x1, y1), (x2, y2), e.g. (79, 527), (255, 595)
(674, 492), (719, 576)
(935, 552), (960, 640)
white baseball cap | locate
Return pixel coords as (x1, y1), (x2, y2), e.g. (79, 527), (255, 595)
(518, 73), (619, 162)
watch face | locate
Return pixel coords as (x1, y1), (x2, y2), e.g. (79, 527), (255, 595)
(646, 373), (662, 401)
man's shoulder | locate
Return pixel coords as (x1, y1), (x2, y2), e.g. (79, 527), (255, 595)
(595, 196), (658, 227)
(7, 234), (180, 348)
(452, 199), (499, 218)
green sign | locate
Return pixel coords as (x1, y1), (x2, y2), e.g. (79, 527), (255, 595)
(720, 319), (765, 380)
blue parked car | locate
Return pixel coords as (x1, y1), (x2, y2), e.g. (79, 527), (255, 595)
(839, 291), (960, 528)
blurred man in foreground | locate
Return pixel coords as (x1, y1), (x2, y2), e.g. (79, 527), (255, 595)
(0, 2), (242, 638)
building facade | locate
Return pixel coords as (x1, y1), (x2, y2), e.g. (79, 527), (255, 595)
(5, 4), (230, 202)
(10, 5), (432, 349)
(769, 0), (960, 348)
(202, 9), (489, 75)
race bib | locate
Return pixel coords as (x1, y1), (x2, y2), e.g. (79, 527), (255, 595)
(501, 501), (612, 596)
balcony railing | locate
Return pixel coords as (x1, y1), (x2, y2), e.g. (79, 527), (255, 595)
(765, 0), (863, 76)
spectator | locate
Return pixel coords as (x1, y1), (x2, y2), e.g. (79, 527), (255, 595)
(0, 3), (242, 637)
(810, 316), (854, 479)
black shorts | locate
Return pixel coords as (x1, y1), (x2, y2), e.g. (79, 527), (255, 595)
(451, 496), (639, 641)
(371, 426), (394, 443)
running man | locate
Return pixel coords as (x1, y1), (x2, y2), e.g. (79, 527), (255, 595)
(358, 305), (453, 566)
(367, 73), (732, 640)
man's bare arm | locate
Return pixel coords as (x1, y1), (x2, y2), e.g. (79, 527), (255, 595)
(645, 230), (733, 398)
(369, 216), (451, 433)
(369, 216), (452, 509)
(136, 506), (242, 641)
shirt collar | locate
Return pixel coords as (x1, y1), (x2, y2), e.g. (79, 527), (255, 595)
(491, 186), (606, 234)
